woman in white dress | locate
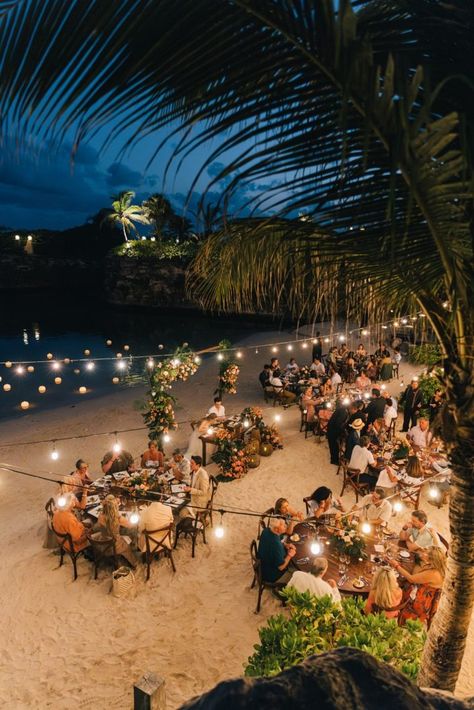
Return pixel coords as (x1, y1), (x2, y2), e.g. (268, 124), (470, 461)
(185, 413), (218, 458)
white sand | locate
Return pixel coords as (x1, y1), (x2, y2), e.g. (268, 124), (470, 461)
(0, 331), (472, 709)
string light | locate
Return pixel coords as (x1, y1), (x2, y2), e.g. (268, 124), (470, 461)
(38, 385), (46, 394)
(393, 501), (403, 513)
(51, 361), (61, 371)
(217, 353), (224, 361)
(401, 318), (408, 325)
(163, 434), (171, 443)
(338, 335), (345, 341)
(27, 365), (34, 373)
(236, 351), (243, 358)
(54, 377), (62, 385)
(3, 384), (11, 392)
(51, 441), (59, 461)
(324, 337), (330, 343)
(64, 358), (71, 364)
(86, 362), (95, 371)
(112, 433), (121, 454)
(274, 414), (281, 422)
(78, 386), (87, 394)
(287, 344), (293, 351)
(106, 339), (112, 346)
(84, 349), (91, 356)
(124, 345), (130, 352)
(14, 234), (20, 241)
(117, 361), (127, 370)
(16, 365), (24, 374)
(147, 358), (154, 368)
(20, 401), (30, 410)
(112, 377), (119, 384)
(361, 522), (372, 535)
(215, 512), (225, 539)
(116, 352), (122, 359)
(394, 321), (399, 327)
(5, 361), (12, 368)
(46, 353), (53, 360)
(194, 356), (201, 364)
(271, 347), (278, 353)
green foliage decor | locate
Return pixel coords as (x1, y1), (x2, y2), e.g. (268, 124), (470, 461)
(408, 344), (442, 367)
(113, 240), (197, 261)
(142, 345), (199, 442)
(331, 523), (366, 559)
(245, 590), (426, 681)
(417, 370), (444, 417)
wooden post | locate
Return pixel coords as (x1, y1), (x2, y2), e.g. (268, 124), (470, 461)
(133, 673), (166, 710)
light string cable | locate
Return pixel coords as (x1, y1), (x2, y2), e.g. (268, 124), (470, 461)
(0, 310), (428, 366)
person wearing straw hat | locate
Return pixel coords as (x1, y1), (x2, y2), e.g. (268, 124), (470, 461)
(345, 418), (364, 460)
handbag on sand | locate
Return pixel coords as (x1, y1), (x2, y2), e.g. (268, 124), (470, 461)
(111, 566), (136, 598)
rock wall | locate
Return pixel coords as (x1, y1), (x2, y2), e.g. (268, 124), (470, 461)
(104, 254), (195, 309)
(0, 254), (101, 290)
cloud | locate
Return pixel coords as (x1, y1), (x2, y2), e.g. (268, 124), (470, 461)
(106, 162), (143, 188)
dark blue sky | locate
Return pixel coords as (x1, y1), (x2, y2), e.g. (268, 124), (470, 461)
(0, 120), (278, 230)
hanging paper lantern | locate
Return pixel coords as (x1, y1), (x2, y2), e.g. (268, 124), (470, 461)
(259, 443), (273, 457)
(27, 365), (34, 373)
(5, 361), (12, 368)
(20, 401), (30, 410)
(247, 453), (261, 468)
(84, 349), (91, 356)
(112, 377), (119, 384)
(54, 377), (62, 385)
(38, 385), (46, 394)
(123, 344), (130, 351)
(79, 386), (87, 394)
(3, 383), (11, 392)
(106, 339), (112, 346)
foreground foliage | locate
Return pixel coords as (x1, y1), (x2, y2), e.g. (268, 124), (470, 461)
(245, 590), (426, 681)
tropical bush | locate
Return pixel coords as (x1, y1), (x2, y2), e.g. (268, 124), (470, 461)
(417, 370), (444, 417)
(245, 589), (426, 681)
(113, 240), (197, 260)
(408, 344), (442, 367)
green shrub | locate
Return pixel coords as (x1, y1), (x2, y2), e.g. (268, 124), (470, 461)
(417, 370), (444, 416)
(408, 343), (442, 367)
(112, 239), (197, 260)
(245, 589), (426, 681)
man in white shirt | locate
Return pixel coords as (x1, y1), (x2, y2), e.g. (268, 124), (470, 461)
(287, 557), (341, 603)
(310, 358), (326, 377)
(182, 455), (210, 518)
(349, 435), (375, 472)
(207, 396), (226, 418)
(407, 418), (432, 449)
(138, 501), (174, 552)
(383, 398), (398, 428)
(353, 488), (392, 527)
(269, 374), (296, 401)
(330, 369), (342, 388)
(165, 449), (191, 484)
(399, 509), (440, 550)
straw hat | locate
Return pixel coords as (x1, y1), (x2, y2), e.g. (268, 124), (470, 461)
(350, 418), (364, 431)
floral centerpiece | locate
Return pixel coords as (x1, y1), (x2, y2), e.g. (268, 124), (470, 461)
(392, 436), (410, 460)
(216, 339), (240, 395)
(331, 523), (366, 559)
(260, 422), (283, 450)
(240, 406), (264, 426)
(212, 430), (250, 480)
(124, 469), (160, 492)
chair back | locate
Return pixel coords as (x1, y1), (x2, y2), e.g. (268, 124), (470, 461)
(250, 539), (263, 585)
(397, 480), (422, 509)
(371, 598), (409, 615)
(145, 524), (174, 556)
(209, 475), (218, 505)
(89, 534), (117, 561)
(257, 507), (275, 539)
(437, 533), (449, 552)
(303, 496), (312, 516)
(45, 498), (55, 524)
(51, 521), (74, 553)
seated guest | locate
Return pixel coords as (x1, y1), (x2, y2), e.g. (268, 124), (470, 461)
(376, 456), (423, 496)
(352, 488), (392, 528)
(305, 486), (345, 519)
(366, 388), (386, 426)
(285, 357), (299, 374)
(93, 494), (137, 568)
(407, 418), (432, 450)
(320, 376), (332, 397)
(338, 343), (349, 360)
(58, 475), (88, 510)
(366, 357), (378, 382)
(185, 413), (218, 458)
(269, 372), (297, 402)
(301, 385), (319, 423)
(375, 342), (390, 360)
(101, 449), (134, 475)
(329, 365), (342, 388)
(52, 493), (89, 552)
(182, 455), (210, 518)
(73, 459), (93, 486)
(310, 357), (326, 377)
(270, 357), (281, 377)
(257, 517), (296, 584)
(348, 435), (375, 474)
(399, 510), (440, 550)
(208, 396), (226, 418)
(345, 418), (364, 461)
(259, 364), (272, 390)
(141, 440), (164, 468)
(383, 389), (398, 413)
(343, 352), (357, 383)
(390, 546), (446, 626)
(287, 557), (341, 603)
(383, 398), (398, 428)
(355, 370), (371, 390)
(138, 501), (174, 553)
(165, 449), (191, 483)
(274, 497), (304, 535)
(356, 343), (367, 360)
(364, 568), (403, 619)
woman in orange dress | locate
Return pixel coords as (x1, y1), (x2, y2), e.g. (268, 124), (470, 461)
(390, 546), (446, 625)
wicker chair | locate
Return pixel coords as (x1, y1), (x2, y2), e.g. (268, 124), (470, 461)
(144, 524), (176, 580)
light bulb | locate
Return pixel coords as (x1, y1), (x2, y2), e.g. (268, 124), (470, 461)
(20, 400), (30, 410)
(207, 427), (214, 436)
(86, 362), (95, 370)
(194, 356), (201, 364)
(112, 442), (121, 454)
(287, 344), (293, 351)
(54, 377), (62, 385)
(57, 496), (67, 508)
(129, 512), (140, 525)
(401, 318), (408, 325)
(217, 353), (224, 361)
(38, 385), (46, 394)
(338, 335), (345, 341)
(274, 414), (281, 422)
(124, 345), (130, 351)
(117, 361), (126, 370)
(243, 419), (250, 428)
(361, 522), (372, 535)
(106, 339), (112, 346)
(236, 351), (242, 358)
(394, 321), (399, 327)
(47, 353), (53, 360)
(312, 339), (317, 344)
(271, 346), (278, 353)
(310, 541), (321, 555)
(84, 349), (91, 356)
(16, 365), (24, 374)
(324, 337), (330, 343)
(14, 234), (20, 241)
(5, 361), (12, 368)
(303, 409), (307, 415)
(51, 450), (59, 461)
(413, 375), (419, 381)
(381, 325), (388, 329)
(52, 362), (61, 370)
(112, 377), (119, 384)
(3, 384), (11, 392)
(215, 525), (225, 539)
(393, 501), (403, 513)
(158, 344), (164, 350)
(429, 487), (440, 500)
(302, 342), (308, 348)
(79, 386), (87, 394)
(64, 357), (71, 364)
(27, 365), (34, 373)
(116, 352), (122, 359)
(147, 358), (154, 368)
(163, 434), (171, 443)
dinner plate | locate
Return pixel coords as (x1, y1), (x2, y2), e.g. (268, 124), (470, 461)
(399, 550), (411, 558)
(352, 579), (365, 589)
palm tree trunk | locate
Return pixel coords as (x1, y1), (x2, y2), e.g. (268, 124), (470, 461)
(418, 367), (474, 691)
(122, 221), (128, 242)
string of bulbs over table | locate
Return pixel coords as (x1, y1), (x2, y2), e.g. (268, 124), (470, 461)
(0, 461), (449, 545)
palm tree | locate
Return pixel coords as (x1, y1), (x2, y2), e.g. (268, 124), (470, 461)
(0, 0), (473, 692)
(105, 191), (149, 242)
(142, 193), (173, 238)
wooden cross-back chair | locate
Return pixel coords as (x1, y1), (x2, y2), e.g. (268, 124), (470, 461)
(144, 524), (176, 580)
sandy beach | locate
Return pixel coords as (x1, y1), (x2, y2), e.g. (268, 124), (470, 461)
(0, 328), (472, 709)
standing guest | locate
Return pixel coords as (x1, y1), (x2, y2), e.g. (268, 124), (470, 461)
(383, 398), (398, 428)
(310, 357), (326, 377)
(305, 486), (345, 519)
(428, 389), (444, 423)
(366, 388), (386, 426)
(287, 557), (341, 603)
(312, 332), (323, 361)
(301, 385), (319, 423)
(364, 568), (403, 619)
(400, 379), (424, 431)
(101, 449), (134, 475)
(52, 494), (90, 552)
(207, 396), (226, 418)
(352, 488), (392, 528)
(182, 455), (210, 518)
(356, 343), (367, 361)
(355, 370), (371, 390)
(392, 347), (402, 365)
(407, 418), (432, 450)
(345, 418), (364, 461)
(141, 440), (164, 468)
(93, 494), (137, 568)
(399, 510), (440, 550)
(165, 449), (191, 483)
(138, 501), (174, 553)
(274, 497), (304, 535)
(326, 400), (349, 465)
(379, 354), (393, 381)
(259, 364), (272, 390)
(257, 517), (296, 584)
(390, 547), (446, 626)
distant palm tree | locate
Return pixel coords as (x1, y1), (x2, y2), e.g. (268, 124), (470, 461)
(142, 193), (173, 238)
(105, 191), (149, 242)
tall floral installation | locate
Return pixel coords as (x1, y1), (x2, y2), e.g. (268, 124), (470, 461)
(142, 344), (200, 444)
(216, 339), (240, 395)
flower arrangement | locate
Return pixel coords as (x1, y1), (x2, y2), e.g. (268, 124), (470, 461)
(331, 523), (366, 559)
(240, 406), (264, 425)
(260, 422), (283, 450)
(217, 339), (240, 395)
(392, 437), (410, 460)
(212, 433), (250, 480)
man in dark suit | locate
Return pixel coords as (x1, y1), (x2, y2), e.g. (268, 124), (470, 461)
(400, 379), (424, 431)
(365, 388), (386, 426)
(312, 331), (323, 361)
(327, 400), (349, 465)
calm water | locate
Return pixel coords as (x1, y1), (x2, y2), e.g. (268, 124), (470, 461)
(0, 291), (278, 419)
